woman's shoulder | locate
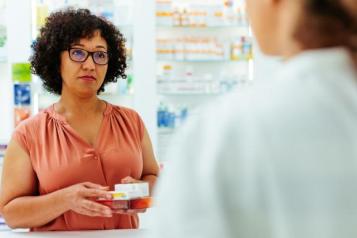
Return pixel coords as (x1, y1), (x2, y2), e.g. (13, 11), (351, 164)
(106, 103), (145, 139)
(107, 103), (142, 119)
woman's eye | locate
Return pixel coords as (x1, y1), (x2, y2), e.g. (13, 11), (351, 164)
(72, 50), (85, 57)
(96, 52), (106, 58)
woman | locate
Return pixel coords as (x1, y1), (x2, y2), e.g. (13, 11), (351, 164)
(0, 9), (159, 231)
(149, 0), (357, 237)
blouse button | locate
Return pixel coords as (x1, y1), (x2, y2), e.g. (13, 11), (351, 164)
(93, 152), (100, 160)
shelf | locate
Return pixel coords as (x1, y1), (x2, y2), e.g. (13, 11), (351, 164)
(99, 93), (134, 98)
(157, 79), (223, 95)
(158, 127), (176, 135)
(158, 92), (221, 96)
(156, 24), (249, 30)
(157, 58), (251, 63)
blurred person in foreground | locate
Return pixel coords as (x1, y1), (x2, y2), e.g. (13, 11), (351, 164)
(149, 0), (357, 237)
(0, 9), (159, 231)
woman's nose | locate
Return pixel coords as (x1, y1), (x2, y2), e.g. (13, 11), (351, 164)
(81, 55), (96, 70)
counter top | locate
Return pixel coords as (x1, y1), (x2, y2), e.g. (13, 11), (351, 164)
(0, 229), (148, 238)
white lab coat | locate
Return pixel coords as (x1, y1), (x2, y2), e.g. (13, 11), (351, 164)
(148, 48), (357, 238)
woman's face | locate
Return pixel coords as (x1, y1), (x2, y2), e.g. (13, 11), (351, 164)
(59, 30), (108, 97)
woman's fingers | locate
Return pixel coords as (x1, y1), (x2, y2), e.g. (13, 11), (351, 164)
(80, 188), (112, 199)
(81, 200), (112, 217)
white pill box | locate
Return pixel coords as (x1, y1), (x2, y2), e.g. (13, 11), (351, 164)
(97, 183), (152, 210)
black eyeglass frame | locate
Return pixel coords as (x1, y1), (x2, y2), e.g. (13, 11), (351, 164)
(67, 48), (109, 65)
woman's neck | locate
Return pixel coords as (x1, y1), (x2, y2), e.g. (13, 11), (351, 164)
(56, 90), (104, 117)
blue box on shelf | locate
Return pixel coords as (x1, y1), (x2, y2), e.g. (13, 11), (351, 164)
(13, 83), (31, 106)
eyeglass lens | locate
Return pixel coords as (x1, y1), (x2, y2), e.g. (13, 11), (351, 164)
(69, 48), (108, 65)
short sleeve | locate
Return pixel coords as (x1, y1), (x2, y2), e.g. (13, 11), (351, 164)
(11, 121), (33, 154)
(126, 108), (145, 141)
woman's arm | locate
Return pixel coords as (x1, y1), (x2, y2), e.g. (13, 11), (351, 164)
(116, 127), (159, 214)
(121, 127), (159, 194)
(0, 139), (113, 229)
(140, 127), (159, 194)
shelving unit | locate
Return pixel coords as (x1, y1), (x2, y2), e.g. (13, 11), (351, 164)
(155, 0), (254, 161)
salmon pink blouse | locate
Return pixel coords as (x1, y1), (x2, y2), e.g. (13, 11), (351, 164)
(12, 102), (145, 231)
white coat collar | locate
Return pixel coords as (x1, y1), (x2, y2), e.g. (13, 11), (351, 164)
(278, 47), (356, 80)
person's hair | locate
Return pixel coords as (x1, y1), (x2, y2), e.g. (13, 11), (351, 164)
(30, 8), (127, 95)
(294, 0), (357, 64)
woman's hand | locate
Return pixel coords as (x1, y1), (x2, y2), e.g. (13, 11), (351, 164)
(121, 176), (145, 184)
(62, 182), (113, 217)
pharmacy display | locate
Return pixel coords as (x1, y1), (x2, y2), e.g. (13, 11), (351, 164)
(155, 0), (253, 161)
(12, 63), (32, 127)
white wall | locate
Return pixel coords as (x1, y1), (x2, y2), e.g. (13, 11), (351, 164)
(132, 0), (157, 151)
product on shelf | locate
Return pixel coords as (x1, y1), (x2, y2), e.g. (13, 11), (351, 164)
(12, 63), (32, 127)
(231, 36), (253, 61)
(157, 36), (229, 61)
(157, 36), (252, 62)
(157, 102), (188, 129)
(156, 0), (248, 27)
(13, 83), (32, 126)
(36, 2), (49, 30)
(14, 83), (31, 105)
(156, 0), (173, 26)
(14, 107), (31, 127)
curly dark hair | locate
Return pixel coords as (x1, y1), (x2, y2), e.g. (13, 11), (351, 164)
(30, 8), (127, 95)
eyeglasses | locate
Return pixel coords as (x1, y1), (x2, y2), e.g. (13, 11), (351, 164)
(68, 48), (109, 65)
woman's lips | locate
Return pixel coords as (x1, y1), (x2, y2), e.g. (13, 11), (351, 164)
(79, 76), (96, 81)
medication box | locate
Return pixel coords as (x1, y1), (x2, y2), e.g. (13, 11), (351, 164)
(97, 183), (152, 210)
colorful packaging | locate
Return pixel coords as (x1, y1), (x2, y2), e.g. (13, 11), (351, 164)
(97, 183), (152, 210)
(13, 83), (31, 105)
(14, 107), (31, 127)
